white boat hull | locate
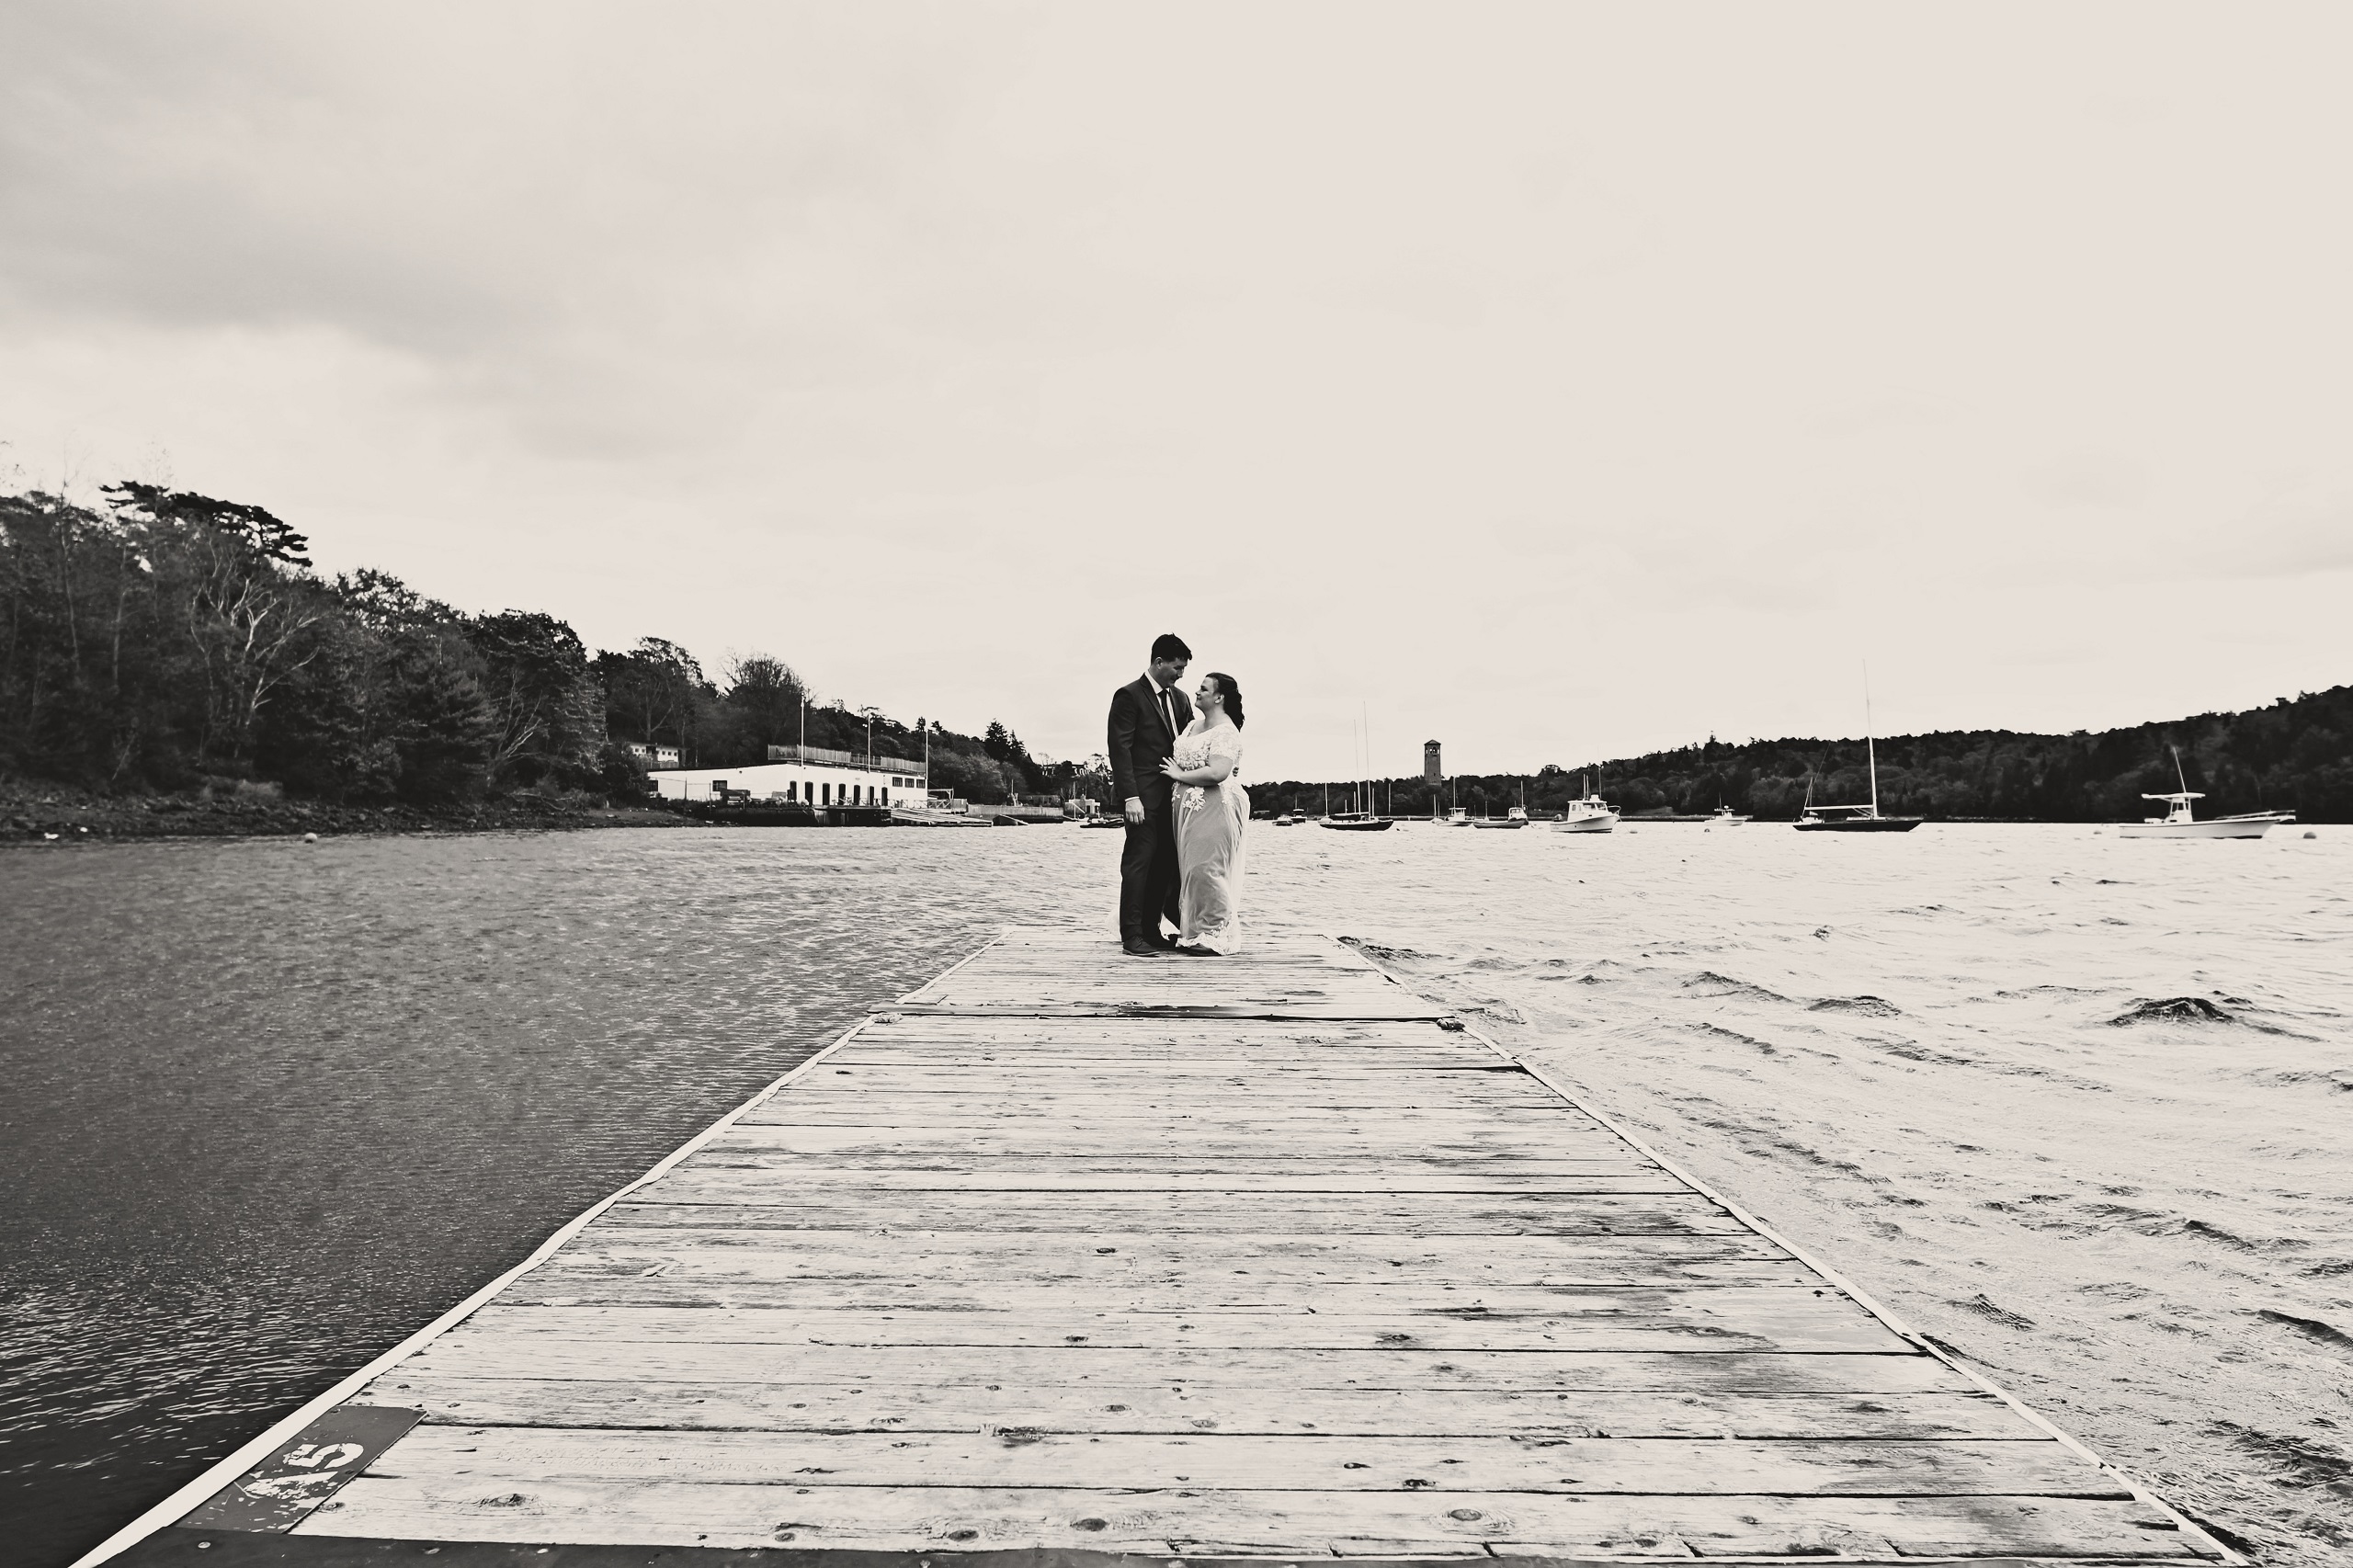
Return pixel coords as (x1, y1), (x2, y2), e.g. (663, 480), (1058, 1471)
(1552, 812), (1618, 834)
(2117, 814), (2291, 840)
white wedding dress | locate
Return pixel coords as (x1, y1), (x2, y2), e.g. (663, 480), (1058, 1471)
(1172, 719), (1248, 953)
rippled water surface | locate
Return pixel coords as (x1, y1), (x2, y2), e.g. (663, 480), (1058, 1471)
(3, 824), (2347, 1563)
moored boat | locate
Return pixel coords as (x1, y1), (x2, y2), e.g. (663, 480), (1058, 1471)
(1552, 778), (1618, 833)
(1705, 804), (1751, 827)
(2118, 798), (2294, 839)
(1475, 805), (1529, 830)
(1319, 811), (1393, 832)
(1794, 803), (1921, 833)
(1794, 675), (1922, 832)
(2118, 753), (2293, 838)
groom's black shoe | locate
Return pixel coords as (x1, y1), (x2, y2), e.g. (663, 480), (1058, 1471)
(1149, 931), (1180, 950)
(1122, 937), (1163, 958)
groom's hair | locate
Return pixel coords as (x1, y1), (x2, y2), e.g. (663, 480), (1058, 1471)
(1150, 633), (1192, 663)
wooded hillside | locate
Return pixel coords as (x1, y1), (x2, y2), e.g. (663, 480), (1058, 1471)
(0, 484), (1057, 808)
(1254, 687), (2353, 823)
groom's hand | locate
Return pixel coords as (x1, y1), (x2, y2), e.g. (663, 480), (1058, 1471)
(1124, 796), (1145, 825)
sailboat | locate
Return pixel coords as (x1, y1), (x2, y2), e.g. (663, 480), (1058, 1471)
(2118, 748), (2293, 839)
(1794, 673), (1921, 832)
(1474, 780), (1531, 828)
(1320, 710), (1394, 830)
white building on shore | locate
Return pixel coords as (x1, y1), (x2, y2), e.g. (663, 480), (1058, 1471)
(648, 743), (926, 808)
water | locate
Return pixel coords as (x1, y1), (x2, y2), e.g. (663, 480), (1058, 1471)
(2, 824), (2346, 1562)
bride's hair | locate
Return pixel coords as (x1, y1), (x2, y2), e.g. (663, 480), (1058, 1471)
(1207, 672), (1244, 728)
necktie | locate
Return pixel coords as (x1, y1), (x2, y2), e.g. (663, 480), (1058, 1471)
(1158, 687), (1175, 737)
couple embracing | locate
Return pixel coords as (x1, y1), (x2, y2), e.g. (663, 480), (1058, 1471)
(1108, 633), (1248, 958)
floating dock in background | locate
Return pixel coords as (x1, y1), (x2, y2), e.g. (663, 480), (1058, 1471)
(92, 927), (2232, 1565)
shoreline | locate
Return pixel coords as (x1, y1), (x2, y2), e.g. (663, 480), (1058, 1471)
(0, 781), (689, 844)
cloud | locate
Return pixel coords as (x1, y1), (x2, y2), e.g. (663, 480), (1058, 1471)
(2, 2), (2350, 775)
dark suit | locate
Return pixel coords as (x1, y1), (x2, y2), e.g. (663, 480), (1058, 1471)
(1108, 675), (1195, 942)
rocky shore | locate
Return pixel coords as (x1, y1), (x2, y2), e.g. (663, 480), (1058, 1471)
(1, 779), (688, 844)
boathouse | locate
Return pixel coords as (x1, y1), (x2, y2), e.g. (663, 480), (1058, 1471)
(649, 742), (926, 808)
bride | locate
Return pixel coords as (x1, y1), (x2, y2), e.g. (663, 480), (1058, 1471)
(1158, 672), (1248, 955)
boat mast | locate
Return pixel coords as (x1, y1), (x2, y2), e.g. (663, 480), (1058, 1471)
(1864, 663), (1879, 817)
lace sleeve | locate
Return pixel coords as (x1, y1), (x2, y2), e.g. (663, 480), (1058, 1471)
(1210, 727), (1244, 777)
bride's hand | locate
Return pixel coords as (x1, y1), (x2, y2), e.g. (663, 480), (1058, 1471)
(1158, 758), (1185, 780)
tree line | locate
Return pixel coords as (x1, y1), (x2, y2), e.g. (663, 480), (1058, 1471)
(1253, 686), (2353, 824)
(0, 483), (1058, 807)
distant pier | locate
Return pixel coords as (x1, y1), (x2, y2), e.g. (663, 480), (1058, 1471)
(87, 928), (2232, 1564)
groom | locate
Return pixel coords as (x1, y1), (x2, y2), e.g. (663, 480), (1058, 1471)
(1107, 633), (1194, 957)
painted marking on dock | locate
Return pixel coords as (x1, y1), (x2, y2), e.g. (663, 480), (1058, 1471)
(88, 926), (2234, 1565)
(177, 1406), (421, 1533)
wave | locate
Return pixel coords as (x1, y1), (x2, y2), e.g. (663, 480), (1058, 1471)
(1684, 971), (1791, 1003)
(2109, 995), (2234, 1025)
(1808, 994), (1903, 1017)
(2254, 1307), (2353, 1353)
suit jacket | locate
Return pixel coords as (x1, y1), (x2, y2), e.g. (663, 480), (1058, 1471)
(1108, 675), (1195, 812)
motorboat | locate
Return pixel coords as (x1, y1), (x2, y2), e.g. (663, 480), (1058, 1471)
(1704, 804), (1751, 827)
(1474, 805), (1529, 830)
(1445, 806), (1472, 826)
(2119, 794), (2293, 839)
(1552, 778), (1618, 833)
(1552, 796), (1619, 833)
(2118, 750), (2293, 838)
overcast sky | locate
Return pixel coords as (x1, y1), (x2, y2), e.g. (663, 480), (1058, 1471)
(4, 3), (2347, 779)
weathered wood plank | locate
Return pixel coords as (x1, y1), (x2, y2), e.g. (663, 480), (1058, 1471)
(519, 1224), (1797, 1261)
(624, 1187), (1749, 1234)
(495, 1269), (1827, 1312)
(896, 1003), (1459, 1021)
(501, 1270), (1829, 1311)
(529, 1228), (1797, 1285)
(736, 1102), (1603, 1129)
(402, 1300), (1903, 1355)
(638, 1177), (1705, 1208)
(816, 1054), (1524, 1073)
(369, 1375), (2048, 1439)
(813, 1062), (1550, 1082)
(402, 1338), (1965, 1394)
(777, 1085), (1569, 1109)
(666, 1162), (1682, 1193)
(715, 1127), (1634, 1158)
(365, 1425), (2127, 1498)
(707, 1126), (1630, 1160)
(299, 1479), (2197, 1557)
(797, 1053), (1495, 1073)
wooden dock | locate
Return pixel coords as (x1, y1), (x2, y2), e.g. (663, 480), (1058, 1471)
(97, 926), (2231, 1565)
